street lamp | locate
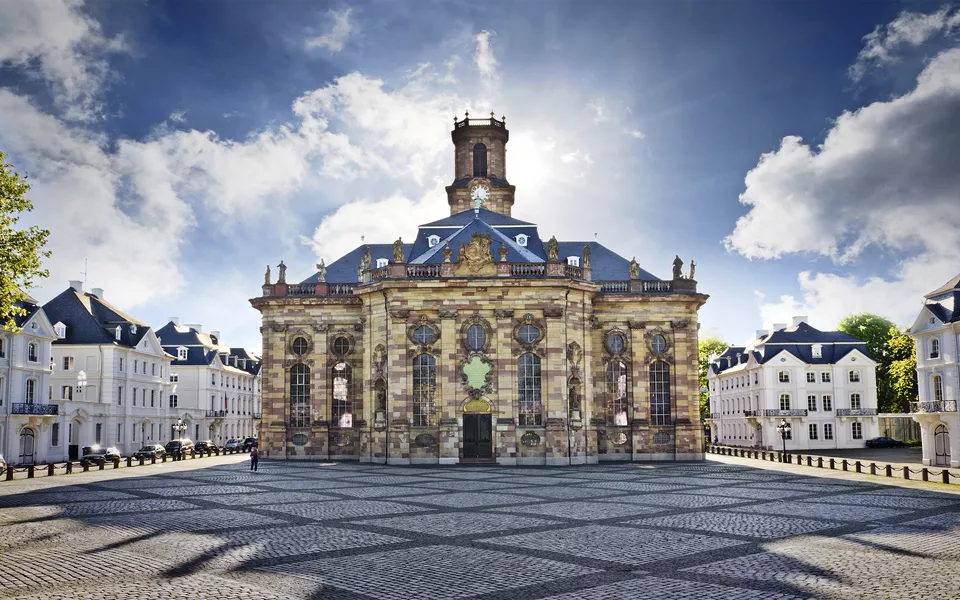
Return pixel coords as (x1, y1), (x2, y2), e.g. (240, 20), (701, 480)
(776, 418), (791, 459)
(172, 418), (187, 439)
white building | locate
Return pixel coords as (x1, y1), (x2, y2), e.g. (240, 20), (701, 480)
(155, 319), (261, 446)
(41, 282), (175, 461)
(706, 317), (879, 451)
(908, 272), (959, 467)
(0, 294), (58, 464)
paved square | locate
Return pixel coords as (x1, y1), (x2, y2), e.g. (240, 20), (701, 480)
(1, 454), (957, 599)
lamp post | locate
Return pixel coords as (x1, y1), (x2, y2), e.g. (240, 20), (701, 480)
(776, 418), (791, 460)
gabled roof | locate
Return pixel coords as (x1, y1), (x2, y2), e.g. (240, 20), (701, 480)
(420, 208), (534, 228)
(410, 218), (544, 264)
(711, 322), (874, 374)
(43, 288), (152, 347)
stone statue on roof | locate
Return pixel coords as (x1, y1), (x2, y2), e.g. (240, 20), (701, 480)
(672, 255), (683, 280)
(264, 264), (271, 285)
(582, 245), (591, 269)
(277, 260), (286, 284)
(546, 236), (559, 262)
(689, 260), (696, 281)
(316, 259), (326, 282)
(629, 257), (640, 279)
(393, 238), (405, 263)
(443, 241), (453, 263)
(361, 246), (371, 271)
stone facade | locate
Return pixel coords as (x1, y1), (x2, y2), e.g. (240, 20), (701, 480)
(251, 115), (708, 465)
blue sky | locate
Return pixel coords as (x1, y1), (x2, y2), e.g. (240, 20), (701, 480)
(2, 0), (959, 351)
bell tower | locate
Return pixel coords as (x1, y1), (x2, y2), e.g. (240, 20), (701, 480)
(446, 112), (516, 216)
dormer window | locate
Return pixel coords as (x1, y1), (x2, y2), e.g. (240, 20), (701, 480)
(515, 234), (528, 247)
(54, 322), (66, 339)
(427, 235), (440, 248)
(177, 347), (188, 361)
(811, 344), (822, 358)
(375, 258), (388, 269)
(115, 326), (121, 341)
(130, 324), (137, 335)
(566, 256), (580, 267)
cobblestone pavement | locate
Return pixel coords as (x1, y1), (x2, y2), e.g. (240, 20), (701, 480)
(1, 455), (958, 599)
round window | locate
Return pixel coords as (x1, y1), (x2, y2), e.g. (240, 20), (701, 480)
(651, 334), (667, 354)
(466, 324), (486, 352)
(331, 336), (350, 357)
(292, 337), (309, 356)
(608, 333), (625, 354)
(412, 325), (437, 345)
(518, 324), (540, 344)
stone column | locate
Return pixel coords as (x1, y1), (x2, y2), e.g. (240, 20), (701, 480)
(439, 310), (459, 464)
(387, 309), (411, 465)
(260, 324), (286, 459)
(672, 319), (703, 460)
(544, 307), (567, 465)
(309, 326), (330, 460)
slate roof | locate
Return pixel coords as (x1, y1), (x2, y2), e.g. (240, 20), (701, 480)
(711, 322), (873, 375)
(11, 300), (41, 329)
(300, 244), (412, 285)
(43, 288), (151, 347)
(449, 176), (512, 189)
(922, 271), (960, 324)
(420, 208), (534, 227)
(925, 271), (960, 299)
(154, 322), (261, 374)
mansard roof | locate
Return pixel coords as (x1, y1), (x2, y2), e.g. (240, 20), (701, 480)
(411, 218), (544, 264)
(711, 322), (873, 375)
(420, 208), (533, 227)
(920, 271), (960, 324)
(43, 287), (151, 347)
(300, 244), (413, 285)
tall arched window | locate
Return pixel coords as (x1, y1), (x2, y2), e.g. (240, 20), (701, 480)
(649, 361), (671, 425)
(331, 362), (353, 427)
(25, 379), (36, 404)
(290, 364), (310, 428)
(473, 143), (487, 177)
(412, 354), (436, 426)
(607, 360), (629, 425)
(518, 353), (542, 426)
(27, 343), (38, 362)
(933, 374), (944, 402)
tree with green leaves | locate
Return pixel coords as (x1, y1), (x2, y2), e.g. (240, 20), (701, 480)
(837, 313), (897, 364)
(0, 149), (51, 330)
(698, 337), (729, 419)
(886, 326), (918, 413)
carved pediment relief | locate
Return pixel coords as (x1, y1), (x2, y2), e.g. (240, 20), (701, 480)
(455, 232), (496, 276)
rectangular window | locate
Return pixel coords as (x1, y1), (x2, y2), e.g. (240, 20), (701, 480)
(119, 357), (123, 371)
(779, 394), (791, 410)
(152, 363), (156, 376)
(821, 372), (831, 383)
(52, 423), (60, 446)
(823, 395), (833, 411)
(150, 390), (155, 407)
(754, 373), (758, 384)
(212, 373), (217, 385)
(850, 393), (861, 410)
(808, 423), (818, 440)
(61, 386), (73, 401)
(849, 370), (860, 383)
(649, 361), (672, 426)
(170, 374), (178, 383)
(132, 424), (136, 442)
(132, 387), (137, 406)
(0, 376), (4, 405)
(824, 423), (834, 440)
(117, 386), (123, 405)
(778, 371), (790, 383)
(63, 356), (74, 370)
(518, 354), (544, 426)
(134, 360), (138, 373)
(852, 422), (863, 439)
(96, 423), (102, 444)
(117, 423), (121, 443)
(807, 395), (817, 411)
(806, 373), (815, 383)
(169, 394), (178, 408)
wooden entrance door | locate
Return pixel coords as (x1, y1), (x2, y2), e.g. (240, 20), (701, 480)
(463, 414), (493, 458)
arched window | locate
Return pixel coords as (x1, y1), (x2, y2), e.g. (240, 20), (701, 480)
(412, 354), (436, 426)
(933, 374), (944, 402)
(290, 364), (310, 428)
(25, 379), (36, 404)
(331, 362), (353, 427)
(607, 360), (629, 425)
(930, 338), (940, 359)
(473, 143), (487, 177)
(27, 343), (38, 362)
(649, 360), (671, 425)
(518, 353), (542, 426)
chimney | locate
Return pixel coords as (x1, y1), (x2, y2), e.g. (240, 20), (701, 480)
(773, 323), (787, 331)
(756, 329), (770, 339)
(168, 317), (181, 326)
(69, 280), (83, 292)
(91, 287), (104, 299)
(792, 315), (808, 327)
(211, 330), (221, 341)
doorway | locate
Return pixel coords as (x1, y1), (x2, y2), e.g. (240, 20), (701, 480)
(19, 428), (36, 464)
(463, 414), (492, 459)
(934, 424), (951, 467)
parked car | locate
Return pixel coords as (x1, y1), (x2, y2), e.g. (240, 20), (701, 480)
(242, 437), (258, 451)
(865, 437), (904, 448)
(133, 444), (166, 460)
(0, 453), (6, 476)
(224, 438), (242, 451)
(81, 445), (121, 465)
(164, 439), (194, 457)
(194, 440), (217, 453)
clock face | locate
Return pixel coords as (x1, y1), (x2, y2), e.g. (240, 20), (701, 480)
(471, 184), (489, 202)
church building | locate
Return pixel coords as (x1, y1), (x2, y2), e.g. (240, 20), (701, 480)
(252, 114), (708, 465)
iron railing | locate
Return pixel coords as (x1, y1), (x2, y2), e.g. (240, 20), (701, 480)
(707, 413), (720, 419)
(743, 410), (761, 417)
(12, 403), (58, 415)
(205, 410), (227, 418)
(836, 408), (878, 416)
(911, 400), (958, 413)
(763, 409), (808, 417)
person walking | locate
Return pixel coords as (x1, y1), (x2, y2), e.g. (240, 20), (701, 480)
(249, 446), (259, 472)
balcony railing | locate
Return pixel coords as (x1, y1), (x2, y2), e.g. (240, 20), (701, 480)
(911, 400), (958, 413)
(763, 409), (808, 417)
(511, 263), (545, 277)
(743, 410), (761, 417)
(642, 280), (672, 293)
(564, 265), (583, 279)
(836, 408), (878, 416)
(286, 284), (315, 296)
(599, 281), (629, 293)
(407, 264), (442, 278)
(206, 410), (227, 418)
(252, 412), (262, 419)
(328, 284), (355, 296)
(370, 267), (389, 281)
(707, 412), (720, 419)
(455, 116), (505, 129)
(12, 403), (58, 415)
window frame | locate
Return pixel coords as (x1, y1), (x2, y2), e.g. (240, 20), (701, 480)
(807, 395), (817, 412)
(331, 361), (353, 428)
(778, 370), (790, 383)
(290, 363), (311, 428)
(779, 393), (791, 411)
(607, 360), (629, 426)
(412, 354), (437, 427)
(850, 393), (861, 410)
(822, 394), (833, 411)
(930, 337), (940, 359)
(808, 423), (818, 440)
(821, 371), (831, 383)
(824, 423), (834, 440)
(806, 372), (816, 383)
(852, 422), (863, 440)
(848, 370), (860, 383)
(649, 360), (672, 426)
(517, 353), (543, 426)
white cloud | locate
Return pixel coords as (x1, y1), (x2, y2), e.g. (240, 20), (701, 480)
(0, 0), (125, 120)
(560, 150), (593, 165)
(168, 110), (186, 123)
(587, 98), (610, 123)
(473, 30), (498, 81)
(625, 128), (645, 139)
(851, 6), (960, 81)
(305, 7), (355, 53)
